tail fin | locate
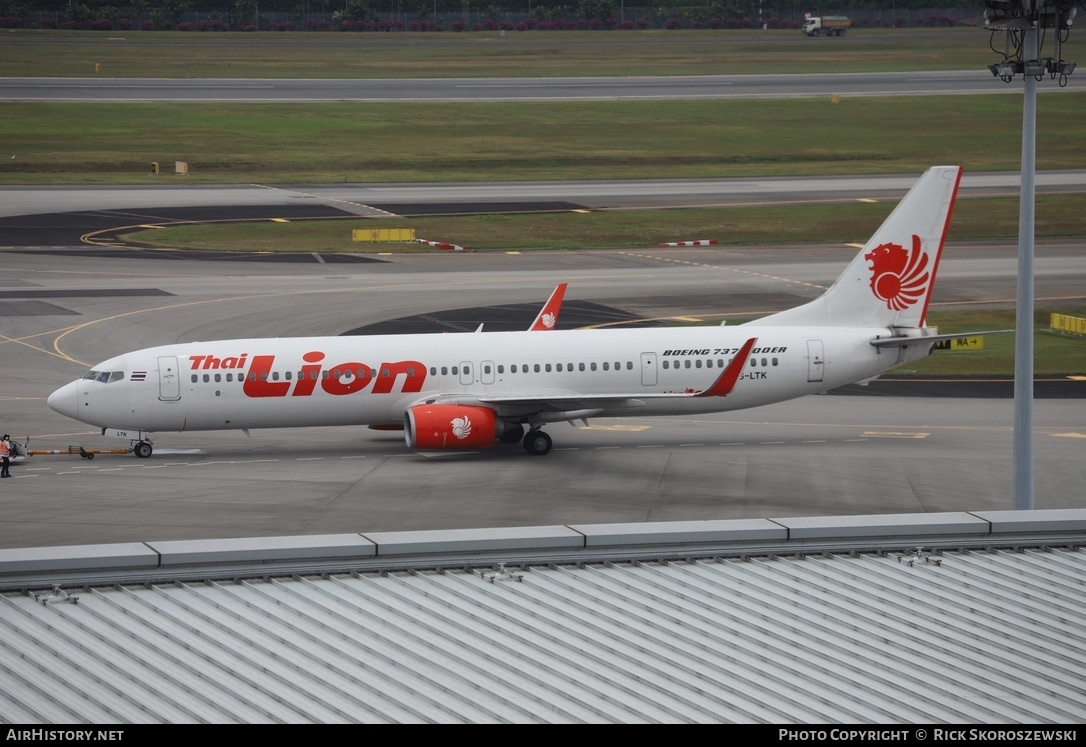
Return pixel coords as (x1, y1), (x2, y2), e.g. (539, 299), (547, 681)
(528, 283), (567, 331)
(748, 165), (962, 329)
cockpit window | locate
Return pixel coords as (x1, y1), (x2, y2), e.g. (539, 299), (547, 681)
(84, 370), (124, 383)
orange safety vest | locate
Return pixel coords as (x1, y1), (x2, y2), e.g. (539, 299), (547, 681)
(0, 440), (10, 458)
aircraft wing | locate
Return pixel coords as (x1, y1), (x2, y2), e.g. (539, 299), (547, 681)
(418, 338), (757, 417)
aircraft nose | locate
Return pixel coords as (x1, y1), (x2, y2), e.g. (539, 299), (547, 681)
(47, 381), (80, 420)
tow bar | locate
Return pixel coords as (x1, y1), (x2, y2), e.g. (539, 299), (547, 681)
(14, 437), (153, 460)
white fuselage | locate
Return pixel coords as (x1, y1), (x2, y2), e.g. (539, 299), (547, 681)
(47, 324), (924, 434)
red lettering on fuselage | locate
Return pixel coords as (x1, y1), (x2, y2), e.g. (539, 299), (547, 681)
(189, 353), (249, 370)
(188, 351), (427, 398)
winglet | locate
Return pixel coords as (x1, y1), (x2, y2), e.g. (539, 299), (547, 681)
(528, 283), (568, 331)
(696, 338), (756, 397)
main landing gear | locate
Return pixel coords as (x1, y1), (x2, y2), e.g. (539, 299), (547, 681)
(133, 441), (153, 458)
(499, 422), (552, 455)
(522, 429), (552, 456)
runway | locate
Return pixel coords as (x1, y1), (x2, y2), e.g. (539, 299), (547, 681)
(1, 234), (1085, 549)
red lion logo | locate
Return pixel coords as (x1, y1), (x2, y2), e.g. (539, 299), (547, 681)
(865, 235), (930, 311)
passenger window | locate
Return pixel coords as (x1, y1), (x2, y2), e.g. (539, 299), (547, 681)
(215, 373), (222, 382)
(534, 364), (541, 373)
(590, 362), (597, 371)
(204, 374), (211, 382)
(226, 373), (233, 382)
(579, 363), (585, 371)
(545, 364), (552, 372)
(191, 374), (198, 383)
(441, 367), (448, 376)
(272, 371), (280, 381)
(556, 363), (563, 372)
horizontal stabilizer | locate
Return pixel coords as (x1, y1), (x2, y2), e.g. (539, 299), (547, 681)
(870, 329), (1013, 348)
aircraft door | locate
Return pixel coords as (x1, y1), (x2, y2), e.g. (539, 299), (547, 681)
(807, 340), (825, 383)
(481, 360), (495, 385)
(158, 355), (181, 401)
(641, 352), (658, 386)
(459, 361), (473, 386)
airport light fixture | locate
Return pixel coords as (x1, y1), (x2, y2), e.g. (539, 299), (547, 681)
(981, 0), (1078, 511)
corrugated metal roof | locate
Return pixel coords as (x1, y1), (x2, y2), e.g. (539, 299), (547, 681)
(2, 512), (1086, 724)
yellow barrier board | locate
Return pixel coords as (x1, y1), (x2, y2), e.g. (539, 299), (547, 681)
(1051, 313), (1086, 336)
(352, 228), (416, 243)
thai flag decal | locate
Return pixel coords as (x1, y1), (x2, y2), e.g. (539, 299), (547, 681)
(130, 371), (147, 382)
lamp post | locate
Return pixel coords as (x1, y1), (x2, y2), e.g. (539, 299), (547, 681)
(983, 0), (1077, 510)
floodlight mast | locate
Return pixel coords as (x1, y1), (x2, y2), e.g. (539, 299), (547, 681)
(983, 0), (1077, 510)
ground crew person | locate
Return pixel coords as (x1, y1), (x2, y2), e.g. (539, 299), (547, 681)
(0, 435), (11, 478)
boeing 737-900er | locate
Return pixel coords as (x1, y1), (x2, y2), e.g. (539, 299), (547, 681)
(48, 166), (966, 457)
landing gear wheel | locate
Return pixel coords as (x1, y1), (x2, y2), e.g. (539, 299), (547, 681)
(500, 424), (525, 444)
(134, 441), (153, 459)
(522, 429), (552, 456)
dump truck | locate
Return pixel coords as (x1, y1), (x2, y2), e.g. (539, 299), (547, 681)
(802, 15), (852, 36)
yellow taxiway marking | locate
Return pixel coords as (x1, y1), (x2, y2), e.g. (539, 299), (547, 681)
(270, 218), (290, 223)
(1053, 432), (1086, 439)
(862, 431), (931, 439)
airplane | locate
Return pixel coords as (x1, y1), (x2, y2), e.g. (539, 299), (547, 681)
(48, 165), (966, 457)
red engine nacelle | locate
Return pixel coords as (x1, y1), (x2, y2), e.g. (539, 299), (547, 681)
(405, 404), (498, 450)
